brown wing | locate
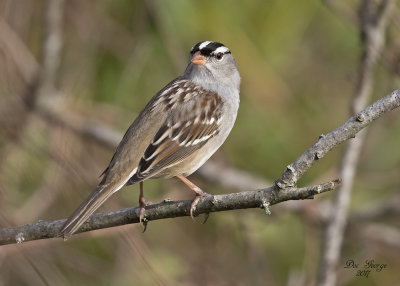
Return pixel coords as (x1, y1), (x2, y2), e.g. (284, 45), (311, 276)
(129, 90), (223, 183)
(99, 78), (191, 184)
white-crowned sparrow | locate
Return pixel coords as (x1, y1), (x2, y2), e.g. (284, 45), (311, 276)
(60, 41), (241, 238)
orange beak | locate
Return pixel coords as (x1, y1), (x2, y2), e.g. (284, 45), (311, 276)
(191, 51), (207, 65)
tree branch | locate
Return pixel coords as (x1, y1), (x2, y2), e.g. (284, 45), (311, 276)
(276, 88), (399, 188)
(317, 1), (394, 285)
(1, 180), (339, 245)
(0, 88), (399, 245)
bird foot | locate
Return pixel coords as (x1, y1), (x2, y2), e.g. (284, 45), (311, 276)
(138, 195), (147, 224)
(138, 181), (152, 232)
(138, 199), (152, 233)
(190, 187), (211, 222)
(176, 175), (212, 223)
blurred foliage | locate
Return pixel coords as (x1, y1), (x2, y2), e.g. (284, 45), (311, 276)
(0, 0), (399, 285)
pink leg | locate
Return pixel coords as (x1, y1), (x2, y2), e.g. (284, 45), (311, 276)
(139, 181), (146, 224)
(176, 175), (210, 220)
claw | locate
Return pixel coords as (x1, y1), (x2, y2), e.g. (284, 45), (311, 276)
(202, 213), (210, 224)
(189, 192), (211, 221)
(176, 175), (212, 221)
(190, 195), (201, 220)
(138, 181), (149, 231)
(141, 218), (148, 233)
(139, 203), (146, 224)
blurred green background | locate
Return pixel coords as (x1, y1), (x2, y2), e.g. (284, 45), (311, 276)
(0, 0), (399, 285)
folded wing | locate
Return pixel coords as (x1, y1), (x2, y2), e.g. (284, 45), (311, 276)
(129, 90), (223, 183)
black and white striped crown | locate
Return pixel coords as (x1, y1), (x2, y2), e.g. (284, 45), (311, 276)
(190, 41), (231, 57)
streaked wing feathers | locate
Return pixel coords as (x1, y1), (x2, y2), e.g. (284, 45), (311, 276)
(133, 90), (223, 181)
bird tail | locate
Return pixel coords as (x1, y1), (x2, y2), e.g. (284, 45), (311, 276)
(59, 184), (118, 238)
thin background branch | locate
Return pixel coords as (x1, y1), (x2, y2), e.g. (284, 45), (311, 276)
(317, 1), (394, 286)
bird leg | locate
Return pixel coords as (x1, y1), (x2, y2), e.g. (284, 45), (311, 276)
(138, 182), (147, 227)
(176, 175), (211, 221)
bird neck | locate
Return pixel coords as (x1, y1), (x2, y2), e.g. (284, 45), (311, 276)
(184, 64), (241, 94)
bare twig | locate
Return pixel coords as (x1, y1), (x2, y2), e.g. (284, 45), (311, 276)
(0, 180), (340, 245)
(0, 19), (39, 84)
(0, 0), (66, 227)
(13, 0), (66, 221)
(0, 87), (399, 245)
(40, 0), (65, 93)
(317, 1), (393, 286)
(276, 87), (398, 189)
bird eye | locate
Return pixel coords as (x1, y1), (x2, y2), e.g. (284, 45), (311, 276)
(215, 53), (223, 60)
